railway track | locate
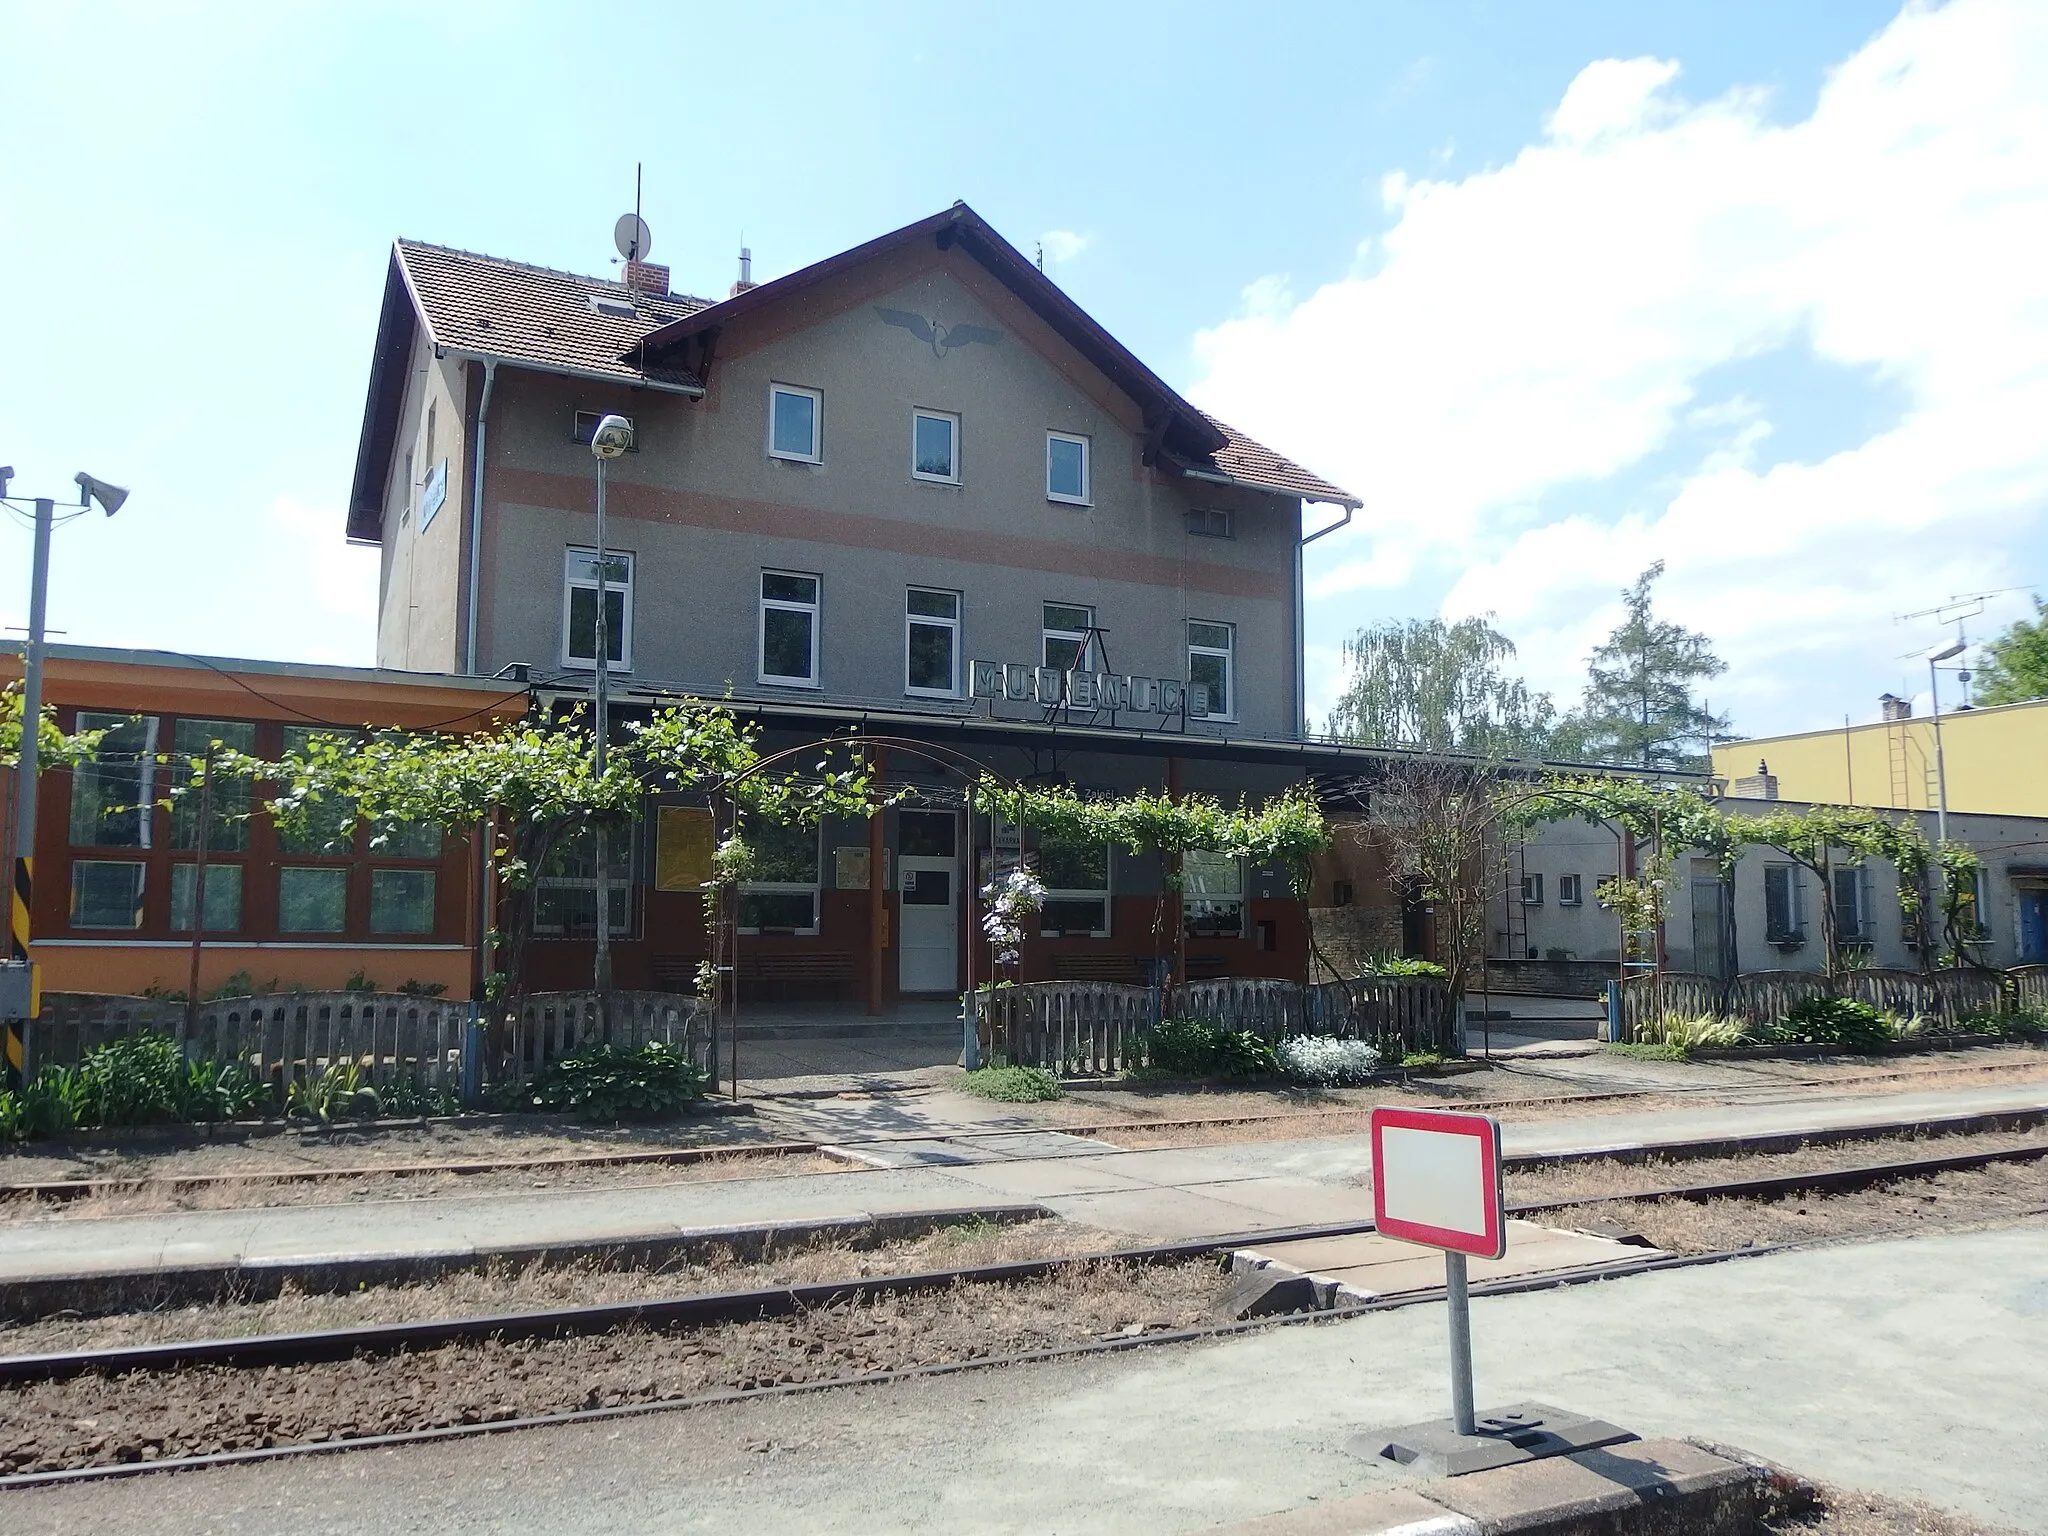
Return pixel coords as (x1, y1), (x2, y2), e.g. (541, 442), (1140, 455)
(2, 1130), (2045, 1490)
(4, 1052), (2039, 1203)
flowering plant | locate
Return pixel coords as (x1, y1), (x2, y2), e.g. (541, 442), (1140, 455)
(980, 863), (1045, 968)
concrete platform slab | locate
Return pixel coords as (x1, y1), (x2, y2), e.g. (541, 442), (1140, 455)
(1237, 1222), (1667, 1302)
(937, 1158), (1155, 1198)
(1042, 1184), (1310, 1239)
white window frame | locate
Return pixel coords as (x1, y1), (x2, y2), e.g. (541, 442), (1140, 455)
(1186, 619), (1236, 722)
(910, 409), (960, 484)
(1042, 603), (1097, 675)
(759, 569), (821, 688)
(767, 383), (823, 463)
(1520, 873), (1544, 906)
(1765, 863), (1805, 942)
(561, 547), (634, 672)
(1832, 864), (1869, 943)
(738, 821), (823, 936)
(1046, 431), (1091, 506)
(1038, 837), (1112, 939)
(1558, 873), (1583, 907)
(1182, 850), (1245, 939)
(905, 587), (961, 698)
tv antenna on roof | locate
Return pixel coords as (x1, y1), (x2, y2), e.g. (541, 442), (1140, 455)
(614, 162), (652, 262)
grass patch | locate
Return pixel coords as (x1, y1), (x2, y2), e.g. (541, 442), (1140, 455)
(1399, 1050), (1451, 1070)
(958, 1065), (1062, 1102)
(1606, 1042), (1688, 1061)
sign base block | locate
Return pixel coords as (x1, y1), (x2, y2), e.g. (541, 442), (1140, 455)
(1349, 1401), (1636, 1478)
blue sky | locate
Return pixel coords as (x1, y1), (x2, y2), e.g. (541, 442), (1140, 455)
(4, 0), (2042, 738)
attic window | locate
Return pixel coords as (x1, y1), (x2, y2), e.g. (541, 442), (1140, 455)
(589, 294), (639, 319)
(1185, 508), (1235, 539)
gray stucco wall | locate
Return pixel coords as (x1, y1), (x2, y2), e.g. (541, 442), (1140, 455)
(464, 260), (1303, 736)
(1502, 802), (2048, 973)
(375, 334), (469, 673)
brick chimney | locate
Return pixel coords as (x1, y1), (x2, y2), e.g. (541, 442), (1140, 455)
(1880, 693), (1913, 721)
(1732, 759), (1780, 800)
(729, 246), (756, 298)
(623, 259), (671, 297)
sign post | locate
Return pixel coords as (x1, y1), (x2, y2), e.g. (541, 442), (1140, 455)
(1369, 1106), (1505, 1433)
(1357, 1105), (1633, 1476)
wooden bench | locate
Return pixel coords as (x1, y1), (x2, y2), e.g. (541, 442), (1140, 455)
(1048, 953), (1146, 984)
(650, 955), (701, 991)
(739, 951), (857, 1000)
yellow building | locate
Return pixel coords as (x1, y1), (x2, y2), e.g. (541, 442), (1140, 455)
(1712, 696), (2048, 818)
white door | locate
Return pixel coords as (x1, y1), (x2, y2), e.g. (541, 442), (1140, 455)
(899, 856), (959, 993)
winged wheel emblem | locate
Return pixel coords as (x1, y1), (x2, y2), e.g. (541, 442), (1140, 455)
(874, 307), (1004, 358)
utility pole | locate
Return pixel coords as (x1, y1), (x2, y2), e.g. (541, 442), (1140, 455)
(5, 498), (54, 1085)
(587, 416), (633, 1025)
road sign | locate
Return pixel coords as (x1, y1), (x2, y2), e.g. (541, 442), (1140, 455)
(1370, 1106), (1505, 1259)
(1370, 1106), (1506, 1438)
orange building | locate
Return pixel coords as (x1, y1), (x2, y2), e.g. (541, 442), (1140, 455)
(2, 644), (526, 999)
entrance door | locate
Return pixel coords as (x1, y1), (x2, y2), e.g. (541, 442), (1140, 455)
(897, 811), (959, 994)
(2020, 891), (2048, 964)
(1690, 878), (1727, 976)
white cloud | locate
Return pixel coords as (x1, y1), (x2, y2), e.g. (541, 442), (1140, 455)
(1193, 0), (2048, 737)
(1038, 229), (1091, 264)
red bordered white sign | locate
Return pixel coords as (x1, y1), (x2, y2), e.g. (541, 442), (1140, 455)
(1370, 1106), (1506, 1260)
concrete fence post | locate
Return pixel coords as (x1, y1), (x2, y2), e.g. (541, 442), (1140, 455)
(1605, 980), (1623, 1044)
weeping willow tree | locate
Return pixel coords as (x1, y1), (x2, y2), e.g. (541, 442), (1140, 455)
(1323, 616), (1560, 758)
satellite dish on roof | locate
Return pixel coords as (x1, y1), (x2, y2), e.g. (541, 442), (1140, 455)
(614, 213), (653, 262)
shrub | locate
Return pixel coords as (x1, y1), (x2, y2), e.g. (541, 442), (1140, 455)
(397, 979), (449, 997)
(1139, 1018), (1277, 1078)
(19, 1068), (85, 1138)
(342, 969), (380, 993)
(286, 1061), (381, 1123)
(518, 1041), (707, 1120)
(1276, 1035), (1381, 1087)
(1635, 1013), (1749, 1054)
(958, 1064), (1062, 1102)
(1778, 996), (1893, 1050)
(0, 1089), (21, 1141)
(77, 1031), (185, 1127)
(1360, 953), (1448, 978)
(1400, 1050), (1449, 1069)
(178, 1057), (264, 1123)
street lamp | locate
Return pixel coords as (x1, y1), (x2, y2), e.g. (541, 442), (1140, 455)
(1927, 639), (1965, 846)
(4, 468), (128, 1079)
(586, 415), (633, 1013)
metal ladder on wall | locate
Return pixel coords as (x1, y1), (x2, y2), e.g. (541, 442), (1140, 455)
(1504, 839), (1529, 960)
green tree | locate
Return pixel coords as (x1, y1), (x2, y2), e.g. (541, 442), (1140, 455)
(1974, 598), (2048, 706)
(1324, 616), (1559, 757)
(1556, 562), (1730, 771)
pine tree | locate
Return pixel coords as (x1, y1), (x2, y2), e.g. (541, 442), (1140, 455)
(1974, 598), (2048, 706)
(1556, 562), (1730, 771)
(1324, 615), (1559, 758)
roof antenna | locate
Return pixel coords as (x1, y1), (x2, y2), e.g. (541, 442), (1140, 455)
(1035, 240), (1044, 273)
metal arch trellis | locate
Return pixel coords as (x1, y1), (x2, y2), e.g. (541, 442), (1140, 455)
(707, 733), (1030, 1100)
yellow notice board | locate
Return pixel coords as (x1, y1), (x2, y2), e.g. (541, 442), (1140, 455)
(655, 807), (714, 892)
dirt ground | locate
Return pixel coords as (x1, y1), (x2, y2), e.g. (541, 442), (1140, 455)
(1774, 1481), (2026, 1536)
(0, 1254), (1222, 1476)
(1503, 1128), (2048, 1205)
(0, 1217), (1132, 1356)
(1544, 1158), (2048, 1255)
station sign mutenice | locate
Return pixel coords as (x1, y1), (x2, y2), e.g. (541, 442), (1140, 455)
(969, 660), (1212, 719)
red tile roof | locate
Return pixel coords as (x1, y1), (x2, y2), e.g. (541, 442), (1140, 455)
(394, 240), (715, 389)
(1197, 415), (1361, 508)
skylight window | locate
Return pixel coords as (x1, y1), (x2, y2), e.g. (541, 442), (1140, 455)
(589, 294), (638, 319)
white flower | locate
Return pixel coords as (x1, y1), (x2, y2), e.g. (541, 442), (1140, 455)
(1276, 1035), (1381, 1086)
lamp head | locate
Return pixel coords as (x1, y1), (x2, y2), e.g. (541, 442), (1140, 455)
(0, 467), (13, 500)
(1930, 640), (1966, 662)
(588, 414), (633, 460)
(75, 472), (128, 516)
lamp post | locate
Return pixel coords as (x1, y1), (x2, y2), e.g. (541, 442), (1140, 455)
(586, 416), (633, 1018)
(1927, 639), (1965, 847)
(4, 469), (128, 1082)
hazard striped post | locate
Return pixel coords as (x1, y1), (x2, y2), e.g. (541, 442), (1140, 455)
(5, 857), (29, 1086)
